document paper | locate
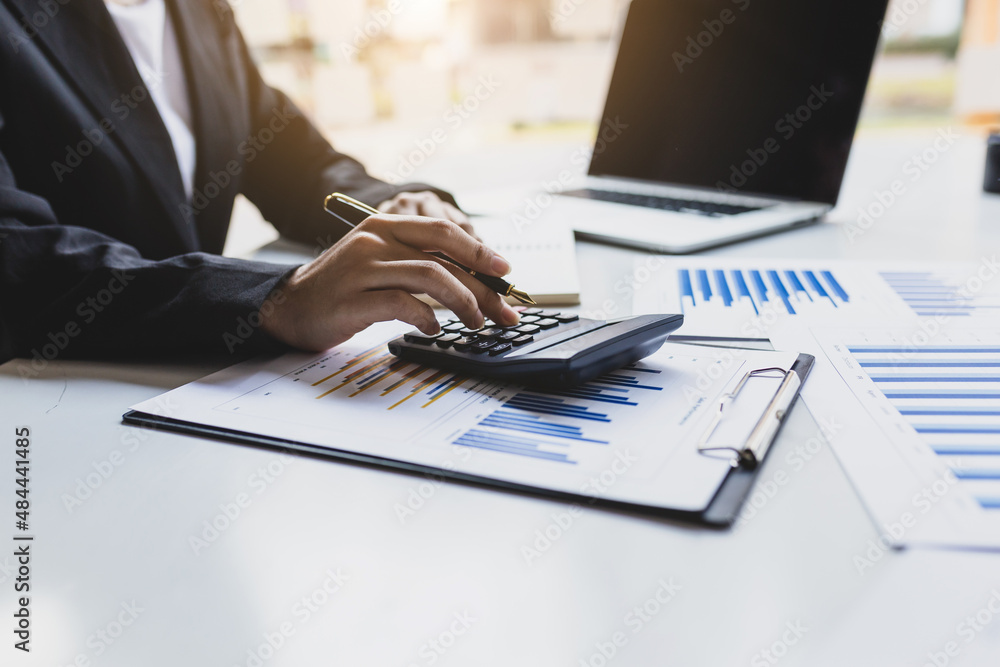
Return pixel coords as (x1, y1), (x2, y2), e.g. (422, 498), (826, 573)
(130, 322), (799, 512)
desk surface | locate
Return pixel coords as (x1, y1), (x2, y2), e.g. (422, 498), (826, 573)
(4, 129), (1000, 666)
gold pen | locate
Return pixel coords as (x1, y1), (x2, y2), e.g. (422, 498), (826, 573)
(323, 193), (536, 305)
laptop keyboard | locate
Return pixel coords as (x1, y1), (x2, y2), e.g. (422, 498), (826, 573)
(560, 188), (765, 218)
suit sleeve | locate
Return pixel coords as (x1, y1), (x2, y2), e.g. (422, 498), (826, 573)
(230, 12), (458, 247)
(0, 139), (293, 363)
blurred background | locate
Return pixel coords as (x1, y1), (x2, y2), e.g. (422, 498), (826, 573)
(224, 0), (1000, 252)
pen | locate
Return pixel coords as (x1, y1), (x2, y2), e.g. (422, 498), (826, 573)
(323, 192), (536, 305)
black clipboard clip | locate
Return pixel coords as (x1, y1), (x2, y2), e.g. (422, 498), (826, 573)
(697, 366), (802, 470)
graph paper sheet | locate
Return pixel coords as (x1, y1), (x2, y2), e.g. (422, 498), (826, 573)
(633, 258), (1000, 339)
(778, 327), (1000, 550)
(128, 321), (800, 513)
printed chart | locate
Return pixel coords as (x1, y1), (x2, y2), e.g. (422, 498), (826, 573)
(131, 322), (802, 511)
(812, 328), (1000, 548)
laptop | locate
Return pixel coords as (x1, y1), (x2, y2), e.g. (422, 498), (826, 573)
(551, 0), (890, 254)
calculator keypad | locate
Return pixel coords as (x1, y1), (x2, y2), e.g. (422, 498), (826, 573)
(405, 310), (578, 359)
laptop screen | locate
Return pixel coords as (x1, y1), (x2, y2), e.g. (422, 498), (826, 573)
(588, 0), (889, 205)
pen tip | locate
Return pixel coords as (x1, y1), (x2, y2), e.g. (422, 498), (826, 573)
(509, 288), (536, 305)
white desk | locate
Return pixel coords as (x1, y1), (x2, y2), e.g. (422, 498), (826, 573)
(4, 128), (1000, 666)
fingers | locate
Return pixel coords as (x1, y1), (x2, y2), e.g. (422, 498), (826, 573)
(378, 246), (520, 327)
(365, 259), (485, 329)
(379, 192), (476, 235)
(435, 260), (520, 327)
(367, 216), (511, 277)
(353, 290), (440, 335)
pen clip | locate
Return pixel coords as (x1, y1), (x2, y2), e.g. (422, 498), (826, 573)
(324, 192), (380, 228)
(697, 367), (798, 469)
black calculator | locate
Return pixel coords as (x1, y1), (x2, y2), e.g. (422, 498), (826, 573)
(387, 309), (683, 387)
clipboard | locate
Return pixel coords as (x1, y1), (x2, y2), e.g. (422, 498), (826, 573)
(122, 352), (814, 527)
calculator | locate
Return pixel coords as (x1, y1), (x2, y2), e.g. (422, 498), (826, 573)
(387, 309), (683, 387)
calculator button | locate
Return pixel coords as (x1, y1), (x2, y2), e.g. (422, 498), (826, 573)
(471, 339), (496, 353)
(555, 313), (579, 323)
(538, 310), (561, 318)
(452, 336), (477, 351)
(404, 331), (442, 344)
(459, 327), (484, 336)
(520, 308), (542, 315)
(514, 324), (541, 335)
(519, 315), (540, 323)
(498, 330), (520, 341)
(476, 328), (504, 339)
(488, 342), (512, 356)
(435, 333), (461, 347)
(536, 318), (560, 329)
(511, 334), (533, 346)
(442, 323), (464, 333)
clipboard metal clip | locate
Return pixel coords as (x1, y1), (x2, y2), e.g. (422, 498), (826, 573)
(697, 367), (801, 470)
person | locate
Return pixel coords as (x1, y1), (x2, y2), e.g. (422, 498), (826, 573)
(0, 0), (520, 363)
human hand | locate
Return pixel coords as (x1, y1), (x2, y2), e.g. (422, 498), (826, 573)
(260, 214), (520, 351)
(379, 191), (475, 236)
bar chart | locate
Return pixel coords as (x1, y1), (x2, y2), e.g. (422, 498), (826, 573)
(847, 340), (1000, 511)
(454, 368), (664, 463)
(676, 268), (851, 316)
(218, 324), (692, 470)
(310, 343), (467, 410)
(879, 270), (1000, 318)
(812, 328), (1000, 546)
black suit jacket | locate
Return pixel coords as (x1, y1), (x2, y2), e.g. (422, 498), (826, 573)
(0, 0), (450, 362)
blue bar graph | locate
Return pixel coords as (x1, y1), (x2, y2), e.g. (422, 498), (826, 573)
(697, 269), (712, 302)
(676, 267), (849, 315)
(932, 445), (1000, 456)
(851, 342), (1000, 510)
(453, 369), (663, 465)
(715, 270), (733, 307)
(679, 269), (694, 309)
(768, 270), (795, 315)
(901, 407), (1000, 416)
(849, 346), (1000, 354)
(860, 361), (1000, 368)
(732, 270), (757, 314)
(804, 270), (836, 307)
(785, 270), (811, 301)
(879, 271), (985, 317)
(454, 430), (573, 463)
